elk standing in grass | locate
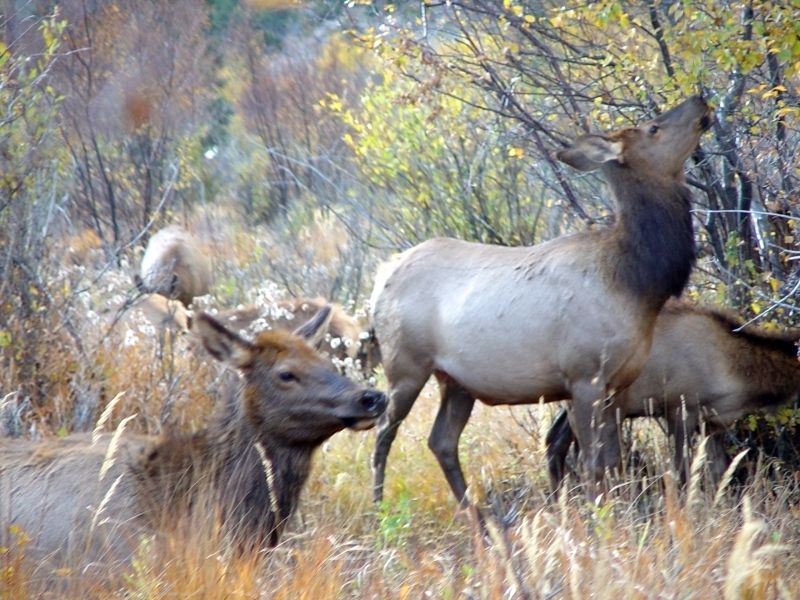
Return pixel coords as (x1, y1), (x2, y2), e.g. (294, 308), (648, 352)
(136, 225), (212, 307)
(546, 300), (800, 489)
(371, 96), (713, 505)
(0, 307), (386, 566)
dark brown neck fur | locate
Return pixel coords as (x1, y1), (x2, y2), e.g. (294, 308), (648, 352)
(601, 165), (695, 312)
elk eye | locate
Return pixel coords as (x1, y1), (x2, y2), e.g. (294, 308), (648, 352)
(648, 124), (660, 135)
(278, 371), (297, 382)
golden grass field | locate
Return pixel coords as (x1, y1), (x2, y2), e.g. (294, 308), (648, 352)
(3, 222), (800, 599)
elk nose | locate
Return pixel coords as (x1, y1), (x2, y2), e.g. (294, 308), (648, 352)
(360, 390), (386, 414)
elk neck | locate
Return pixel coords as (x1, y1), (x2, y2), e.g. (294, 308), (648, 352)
(209, 410), (316, 543)
(602, 165), (695, 313)
(132, 399), (315, 546)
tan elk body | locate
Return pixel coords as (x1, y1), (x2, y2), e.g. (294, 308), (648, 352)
(546, 300), (800, 488)
(0, 307), (386, 568)
(370, 96), (713, 504)
(128, 292), (190, 332)
(138, 225), (212, 306)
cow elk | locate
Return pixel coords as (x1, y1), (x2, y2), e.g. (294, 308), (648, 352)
(136, 225), (212, 307)
(546, 300), (800, 490)
(0, 307), (386, 567)
(370, 96), (713, 505)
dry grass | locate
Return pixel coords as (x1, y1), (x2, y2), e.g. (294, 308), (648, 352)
(5, 381), (799, 599)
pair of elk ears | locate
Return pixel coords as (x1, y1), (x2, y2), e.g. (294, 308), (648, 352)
(192, 305), (334, 369)
(556, 135), (624, 172)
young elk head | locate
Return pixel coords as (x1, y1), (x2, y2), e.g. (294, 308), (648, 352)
(193, 306), (387, 444)
(557, 95), (714, 182)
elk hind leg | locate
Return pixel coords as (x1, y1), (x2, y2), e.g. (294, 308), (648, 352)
(545, 407), (577, 493)
(428, 375), (475, 507)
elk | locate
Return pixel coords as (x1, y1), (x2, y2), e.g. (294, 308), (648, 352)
(0, 307), (386, 567)
(370, 96), (713, 505)
(136, 225), (212, 306)
(127, 292), (190, 333)
(214, 297), (377, 374)
(546, 300), (800, 489)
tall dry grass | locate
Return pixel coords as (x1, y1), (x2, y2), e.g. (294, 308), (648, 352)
(4, 384), (799, 599)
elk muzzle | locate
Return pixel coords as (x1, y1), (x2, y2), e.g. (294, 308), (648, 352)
(341, 390), (387, 430)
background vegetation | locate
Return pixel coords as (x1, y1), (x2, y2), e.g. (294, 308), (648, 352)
(1, 0), (799, 597)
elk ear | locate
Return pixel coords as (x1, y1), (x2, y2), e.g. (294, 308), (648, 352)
(294, 305), (333, 348)
(556, 135), (623, 171)
(192, 312), (254, 369)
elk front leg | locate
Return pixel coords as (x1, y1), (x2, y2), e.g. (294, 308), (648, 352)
(373, 377), (427, 503)
(668, 405), (698, 485)
(569, 379), (621, 499)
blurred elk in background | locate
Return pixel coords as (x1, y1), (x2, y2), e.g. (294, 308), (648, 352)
(135, 226), (212, 307)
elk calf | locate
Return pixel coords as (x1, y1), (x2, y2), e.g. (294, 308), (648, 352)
(546, 301), (800, 489)
(0, 307), (386, 567)
(137, 225), (212, 306)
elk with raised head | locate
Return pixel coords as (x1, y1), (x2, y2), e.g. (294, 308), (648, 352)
(0, 306), (386, 566)
(546, 300), (800, 489)
(370, 96), (713, 505)
(136, 225), (212, 307)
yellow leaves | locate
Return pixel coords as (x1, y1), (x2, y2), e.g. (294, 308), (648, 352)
(762, 85), (787, 100)
(500, 0), (523, 17)
(322, 92), (344, 113)
(508, 147), (525, 160)
(750, 301), (761, 314)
